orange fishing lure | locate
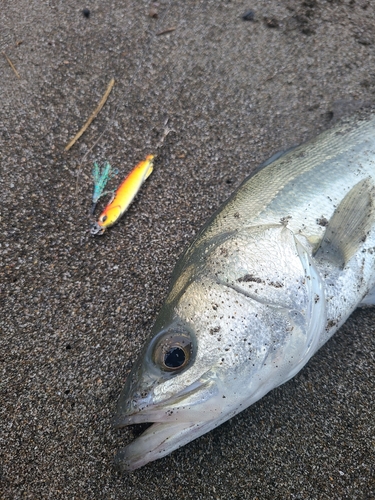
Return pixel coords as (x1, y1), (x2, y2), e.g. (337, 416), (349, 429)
(91, 154), (154, 235)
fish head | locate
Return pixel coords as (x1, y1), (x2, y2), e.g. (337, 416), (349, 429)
(114, 224), (326, 471)
(113, 313), (228, 471)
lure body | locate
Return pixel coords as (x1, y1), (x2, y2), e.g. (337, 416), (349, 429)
(91, 155), (154, 235)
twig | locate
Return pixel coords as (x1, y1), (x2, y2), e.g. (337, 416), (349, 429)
(65, 78), (115, 151)
(2, 52), (20, 78)
(156, 26), (176, 36)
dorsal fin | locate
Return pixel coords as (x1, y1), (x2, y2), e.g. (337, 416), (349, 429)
(314, 177), (375, 268)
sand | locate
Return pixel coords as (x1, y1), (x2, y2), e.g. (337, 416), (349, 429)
(1, 0), (374, 498)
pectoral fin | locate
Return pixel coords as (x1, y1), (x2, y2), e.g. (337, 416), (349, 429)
(314, 177), (375, 268)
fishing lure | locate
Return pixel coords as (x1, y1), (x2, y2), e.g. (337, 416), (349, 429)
(90, 154), (155, 236)
(91, 162), (113, 215)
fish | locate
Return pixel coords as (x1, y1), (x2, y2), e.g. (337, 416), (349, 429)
(91, 154), (154, 235)
(113, 115), (375, 471)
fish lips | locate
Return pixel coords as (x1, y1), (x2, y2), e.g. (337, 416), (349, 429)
(113, 377), (214, 428)
(112, 376), (221, 471)
(114, 420), (207, 472)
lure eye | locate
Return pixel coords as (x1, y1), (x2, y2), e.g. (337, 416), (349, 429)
(100, 215), (108, 223)
(152, 333), (192, 372)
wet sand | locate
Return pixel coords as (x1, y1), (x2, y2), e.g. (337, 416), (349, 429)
(1, 1), (375, 498)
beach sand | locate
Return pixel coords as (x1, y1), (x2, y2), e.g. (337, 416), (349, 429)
(1, 1), (374, 498)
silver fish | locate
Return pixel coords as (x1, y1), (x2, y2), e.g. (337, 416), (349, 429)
(113, 116), (375, 471)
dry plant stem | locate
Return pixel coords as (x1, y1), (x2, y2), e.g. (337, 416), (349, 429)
(3, 52), (20, 78)
(65, 78), (115, 151)
(156, 26), (176, 36)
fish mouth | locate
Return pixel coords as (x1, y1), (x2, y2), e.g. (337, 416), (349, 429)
(114, 420), (207, 472)
(113, 378), (220, 471)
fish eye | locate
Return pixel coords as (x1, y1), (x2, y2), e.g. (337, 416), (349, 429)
(152, 333), (192, 372)
(164, 347), (186, 368)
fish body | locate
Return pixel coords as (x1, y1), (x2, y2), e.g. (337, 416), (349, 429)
(91, 154), (154, 235)
(114, 116), (375, 471)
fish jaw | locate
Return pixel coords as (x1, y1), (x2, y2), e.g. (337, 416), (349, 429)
(113, 364), (262, 472)
(113, 371), (228, 472)
(114, 419), (218, 472)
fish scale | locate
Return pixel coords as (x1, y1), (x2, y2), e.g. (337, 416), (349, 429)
(207, 119), (375, 236)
